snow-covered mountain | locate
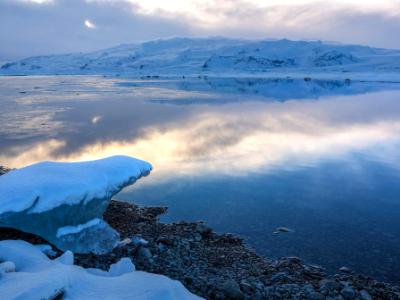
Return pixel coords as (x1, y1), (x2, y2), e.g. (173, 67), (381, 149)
(2, 37), (400, 76)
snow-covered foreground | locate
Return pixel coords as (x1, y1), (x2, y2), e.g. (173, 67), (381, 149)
(0, 156), (152, 254)
(1, 37), (400, 77)
(0, 240), (200, 300)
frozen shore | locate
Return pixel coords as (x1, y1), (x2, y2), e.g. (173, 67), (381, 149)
(1, 166), (400, 299)
(0, 198), (399, 298)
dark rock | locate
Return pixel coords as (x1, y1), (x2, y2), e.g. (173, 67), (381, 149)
(156, 237), (173, 246)
(359, 289), (373, 300)
(271, 272), (292, 284)
(341, 286), (356, 299)
(239, 280), (253, 294)
(196, 223), (212, 236)
(339, 266), (352, 274)
(302, 283), (324, 299)
(319, 279), (341, 294)
(221, 280), (244, 300)
(137, 246), (153, 264)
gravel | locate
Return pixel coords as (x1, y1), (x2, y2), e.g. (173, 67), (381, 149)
(82, 200), (400, 299)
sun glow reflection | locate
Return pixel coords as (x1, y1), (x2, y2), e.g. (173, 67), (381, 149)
(2, 77), (400, 185)
(2, 111), (400, 183)
(84, 19), (96, 29)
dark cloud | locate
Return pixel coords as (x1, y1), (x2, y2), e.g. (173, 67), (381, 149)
(0, 0), (399, 61)
(0, 0), (192, 60)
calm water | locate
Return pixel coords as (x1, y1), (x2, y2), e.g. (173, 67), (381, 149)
(1, 76), (400, 283)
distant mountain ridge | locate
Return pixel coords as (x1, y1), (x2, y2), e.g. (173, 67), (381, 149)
(2, 37), (400, 76)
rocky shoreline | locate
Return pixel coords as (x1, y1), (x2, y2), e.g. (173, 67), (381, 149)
(0, 166), (10, 176)
(0, 168), (400, 299)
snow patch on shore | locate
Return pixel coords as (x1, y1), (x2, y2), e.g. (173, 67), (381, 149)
(0, 240), (201, 300)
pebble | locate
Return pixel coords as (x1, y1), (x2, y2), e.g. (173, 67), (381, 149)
(341, 286), (356, 299)
(273, 227), (292, 234)
(319, 279), (341, 294)
(360, 289), (373, 300)
(271, 272), (291, 283)
(308, 291), (325, 300)
(118, 238), (132, 247)
(196, 223), (212, 236)
(131, 236), (149, 246)
(239, 280), (253, 294)
(137, 246), (153, 263)
(194, 233), (202, 242)
(221, 280), (244, 300)
(157, 237), (173, 246)
(339, 266), (352, 274)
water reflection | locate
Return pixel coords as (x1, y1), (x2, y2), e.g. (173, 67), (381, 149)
(1, 77), (400, 175)
(1, 76), (400, 282)
(123, 156), (400, 283)
(117, 77), (400, 104)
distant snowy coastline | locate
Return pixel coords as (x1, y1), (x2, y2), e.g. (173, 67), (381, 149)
(1, 37), (400, 78)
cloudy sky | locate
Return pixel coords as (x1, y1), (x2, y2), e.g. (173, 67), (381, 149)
(1, 0), (400, 60)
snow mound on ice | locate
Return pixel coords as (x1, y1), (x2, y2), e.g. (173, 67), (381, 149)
(0, 240), (200, 300)
(0, 156), (152, 254)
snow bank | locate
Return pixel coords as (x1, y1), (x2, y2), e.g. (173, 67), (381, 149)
(0, 240), (201, 300)
(0, 155), (151, 214)
(0, 156), (152, 254)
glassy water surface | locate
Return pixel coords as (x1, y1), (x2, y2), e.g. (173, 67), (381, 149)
(1, 76), (400, 283)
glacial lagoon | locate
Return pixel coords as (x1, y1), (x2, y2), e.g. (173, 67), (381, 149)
(1, 75), (400, 283)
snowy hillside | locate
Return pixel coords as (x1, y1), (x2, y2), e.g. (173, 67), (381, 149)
(1, 37), (400, 76)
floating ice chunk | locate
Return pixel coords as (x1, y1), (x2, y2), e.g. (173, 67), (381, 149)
(0, 240), (201, 300)
(0, 156), (152, 254)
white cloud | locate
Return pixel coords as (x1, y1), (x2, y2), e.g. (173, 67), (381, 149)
(88, 0), (400, 44)
(19, 0), (54, 3)
(122, 0), (400, 23)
